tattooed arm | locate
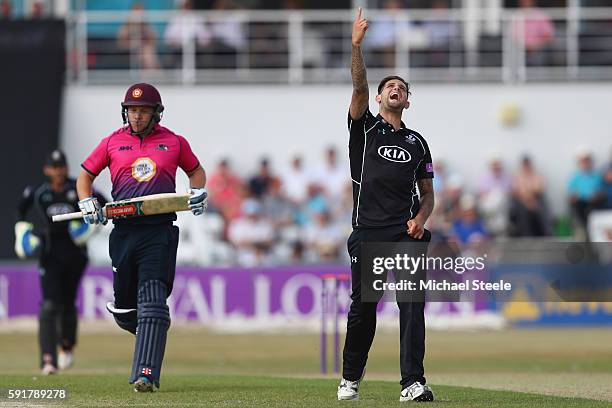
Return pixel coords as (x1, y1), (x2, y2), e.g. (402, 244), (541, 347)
(349, 7), (369, 120)
(407, 179), (435, 239)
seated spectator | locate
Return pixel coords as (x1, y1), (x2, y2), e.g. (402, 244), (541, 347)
(248, 157), (277, 198)
(261, 178), (295, 228)
(432, 160), (447, 195)
(313, 147), (347, 201)
(603, 149), (612, 209)
(303, 210), (345, 263)
(207, 159), (244, 225)
(512, 0), (555, 66)
(281, 155), (312, 205)
(228, 199), (274, 266)
(164, 0), (211, 68)
(297, 184), (329, 226)
(429, 165), (462, 238)
(509, 155), (550, 236)
(2, 0), (12, 19)
(30, 0), (44, 19)
(422, 0), (460, 67)
(117, 2), (160, 70)
(568, 151), (604, 238)
(451, 194), (488, 246)
(478, 157), (512, 236)
(366, 0), (411, 68)
(203, 0), (246, 69)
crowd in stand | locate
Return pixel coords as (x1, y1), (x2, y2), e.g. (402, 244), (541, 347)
(176, 147), (612, 266)
(4, 0), (612, 72)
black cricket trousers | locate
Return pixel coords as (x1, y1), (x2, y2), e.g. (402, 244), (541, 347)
(342, 224), (431, 388)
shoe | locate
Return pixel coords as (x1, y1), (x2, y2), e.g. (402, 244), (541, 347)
(133, 376), (156, 393)
(58, 350), (74, 370)
(337, 378), (360, 400)
(400, 382), (434, 402)
(41, 363), (57, 375)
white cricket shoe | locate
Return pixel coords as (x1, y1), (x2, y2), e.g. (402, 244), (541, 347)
(337, 378), (360, 400)
(41, 363), (57, 375)
(400, 382), (434, 402)
(58, 350), (74, 370)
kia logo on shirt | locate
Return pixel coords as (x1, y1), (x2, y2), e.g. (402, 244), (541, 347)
(377, 145), (411, 163)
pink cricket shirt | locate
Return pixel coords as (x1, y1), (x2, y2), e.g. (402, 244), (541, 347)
(82, 124), (200, 201)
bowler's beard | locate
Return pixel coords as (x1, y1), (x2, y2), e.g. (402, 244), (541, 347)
(382, 98), (405, 114)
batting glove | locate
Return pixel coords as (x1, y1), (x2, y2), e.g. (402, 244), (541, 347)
(78, 197), (107, 225)
(188, 188), (208, 216)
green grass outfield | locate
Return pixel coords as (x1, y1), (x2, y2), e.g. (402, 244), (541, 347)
(2, 375), (611, 407)
(1, 324), (611, 407)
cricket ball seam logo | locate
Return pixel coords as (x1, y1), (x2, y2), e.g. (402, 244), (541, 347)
(131, 157), (156, 182)
(132, 88), (143, 98)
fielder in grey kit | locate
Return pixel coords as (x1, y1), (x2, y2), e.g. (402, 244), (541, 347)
(337, 8), (435, 402)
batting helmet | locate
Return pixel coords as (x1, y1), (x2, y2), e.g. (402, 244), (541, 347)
(121, 83), (165, 134)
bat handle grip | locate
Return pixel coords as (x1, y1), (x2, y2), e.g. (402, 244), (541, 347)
(52, 212), (84, 222)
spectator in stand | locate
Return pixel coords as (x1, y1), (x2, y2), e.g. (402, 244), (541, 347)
(422, 0), (459, 67)
(510, 155), (550, 236)
(30, 0), (44, 19)
(1, 0), (12, 19)
(603, 149), (612, 209)
(431, 160), (447, 196)
(205, 0), (246, 69)
(303, 210), (345, 263)
(478, 156), (512, 236)
(248, 158), (277, 198)
(117, 2), (160, 70)
(429, 167), (463, 239)
(261, 178), (294, 228)
(207, 159), (244, 225)
(451, 194), (488, 246)
(281, 155), (312, 205)
(568, 151), (604, 237)
(228, 199), (274, 266)
(313, 147), (347, 201)
(297, 184), (329, 227)
(366, 0), (411, 68)
(164, 0), (211, 68)
(512, 0), (555, 66)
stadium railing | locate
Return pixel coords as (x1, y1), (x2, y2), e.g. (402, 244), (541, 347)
(65, 7), (612, 84)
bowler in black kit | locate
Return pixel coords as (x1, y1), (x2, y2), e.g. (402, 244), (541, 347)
(337, 8), (435, 403)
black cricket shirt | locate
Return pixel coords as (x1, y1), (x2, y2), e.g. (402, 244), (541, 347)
(348, 109), (434, 228)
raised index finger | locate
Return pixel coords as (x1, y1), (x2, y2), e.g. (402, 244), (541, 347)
(355, 7), (363, 21)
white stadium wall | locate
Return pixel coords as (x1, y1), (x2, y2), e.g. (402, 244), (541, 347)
(61, 84), (612, 215)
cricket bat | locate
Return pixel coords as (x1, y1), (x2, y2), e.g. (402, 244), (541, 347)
(52, 193), (192, 222)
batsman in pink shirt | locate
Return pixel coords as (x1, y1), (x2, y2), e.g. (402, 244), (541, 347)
(76, 83), (208, 392)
